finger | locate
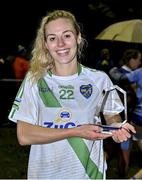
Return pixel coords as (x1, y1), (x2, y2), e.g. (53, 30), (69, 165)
(123, 123), (136, 133)
(112, 130), (128, 142)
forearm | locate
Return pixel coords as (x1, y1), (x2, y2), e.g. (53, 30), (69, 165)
(17, 121), (79, 145)
(17, 121), (113, 146)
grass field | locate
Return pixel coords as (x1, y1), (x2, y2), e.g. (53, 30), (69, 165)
(0, 125), (141, 179)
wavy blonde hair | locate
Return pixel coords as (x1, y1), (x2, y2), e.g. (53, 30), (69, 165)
(29, 10), (86, 83)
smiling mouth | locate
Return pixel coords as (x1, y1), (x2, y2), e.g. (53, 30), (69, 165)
(56, 49), (69, 56)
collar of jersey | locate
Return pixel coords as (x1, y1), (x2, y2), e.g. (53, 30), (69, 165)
(48, 63), (82, 77)
(122, 65), (132, 72)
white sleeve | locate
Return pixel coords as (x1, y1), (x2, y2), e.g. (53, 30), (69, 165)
(8, 76), (38, 125)
(102, 88), (124, 115)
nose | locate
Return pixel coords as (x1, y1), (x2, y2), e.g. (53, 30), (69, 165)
(57, 37), (65, 47)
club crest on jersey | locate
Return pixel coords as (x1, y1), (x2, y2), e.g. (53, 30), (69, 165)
(80, 84), (92, 99)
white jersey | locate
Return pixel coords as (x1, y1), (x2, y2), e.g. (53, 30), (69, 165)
(8, 64), (122, 179)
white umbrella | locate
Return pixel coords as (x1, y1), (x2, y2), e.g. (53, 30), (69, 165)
(95, 19), (142, 43)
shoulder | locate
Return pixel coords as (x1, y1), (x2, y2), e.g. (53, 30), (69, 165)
(127, 67), (142, 78)
(21, 72), (37, 90)
(82, 65), (110, 79)
(134, 67), (142, 74)
(81, 65), (113, 89)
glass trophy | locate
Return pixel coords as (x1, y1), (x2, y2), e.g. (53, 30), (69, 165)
(97, 85), (127, 134)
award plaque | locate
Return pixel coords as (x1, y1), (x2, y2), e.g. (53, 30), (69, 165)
(97, 85), (127, 134)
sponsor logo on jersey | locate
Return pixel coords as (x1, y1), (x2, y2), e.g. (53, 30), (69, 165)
(39, 87), (51, 92)
(55, 108), (72, 123)
(43, 108), (81, 128)
(58, 85), (74, 89)
(80, 84), (92, 99)
(43, 121), (80, 129)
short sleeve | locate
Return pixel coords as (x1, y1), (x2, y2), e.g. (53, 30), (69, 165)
(8, 74), (38, 125)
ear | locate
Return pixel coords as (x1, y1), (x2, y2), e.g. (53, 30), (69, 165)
(77, 33), (81, 45)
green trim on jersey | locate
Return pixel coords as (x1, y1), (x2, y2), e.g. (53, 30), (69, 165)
(78, 63), (82, 75)
(37, 77), (103, 179)
(8, 78), (26, 119)
(37, 78), (61, 107)
(48, 70), (52, 77)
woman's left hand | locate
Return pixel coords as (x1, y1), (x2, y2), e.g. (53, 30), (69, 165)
(112, 122), (136, 143)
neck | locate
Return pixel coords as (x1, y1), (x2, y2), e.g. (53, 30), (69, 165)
(52, 62), (78, 76)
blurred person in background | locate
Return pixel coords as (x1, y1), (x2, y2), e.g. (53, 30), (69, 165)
(12, 45), (30, 80)
(95, 48), (114, 74)
(109, 52), (142, 178)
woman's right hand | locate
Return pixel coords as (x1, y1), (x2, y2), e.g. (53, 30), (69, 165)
(76, 124), (112, 140)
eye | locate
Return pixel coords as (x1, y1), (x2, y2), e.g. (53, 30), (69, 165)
(49, 37), (55, 41)
(47, 36), (56, 42)
(63, 32), (73, 39)
(64, 34), (71, 38)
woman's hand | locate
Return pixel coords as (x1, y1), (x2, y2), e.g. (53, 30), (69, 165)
(76, 124), (112, 140)
(111, 122), (136, 143)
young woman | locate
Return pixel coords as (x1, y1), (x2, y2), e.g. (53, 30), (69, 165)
(8, 10), (135, 179)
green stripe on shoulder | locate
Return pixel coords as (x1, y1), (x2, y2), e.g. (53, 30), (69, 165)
(37, 78), (61, 107)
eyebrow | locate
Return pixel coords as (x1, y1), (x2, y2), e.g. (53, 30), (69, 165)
(46, 30), (75, 38)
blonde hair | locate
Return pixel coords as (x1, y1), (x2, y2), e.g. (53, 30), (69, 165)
(29, 10), (86, 82)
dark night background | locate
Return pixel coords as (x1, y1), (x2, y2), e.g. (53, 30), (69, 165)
(1, 0), (142, 63)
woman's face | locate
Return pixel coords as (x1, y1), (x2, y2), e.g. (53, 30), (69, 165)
(130, 53), (142, 70)
(44, 18), (81, 66)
